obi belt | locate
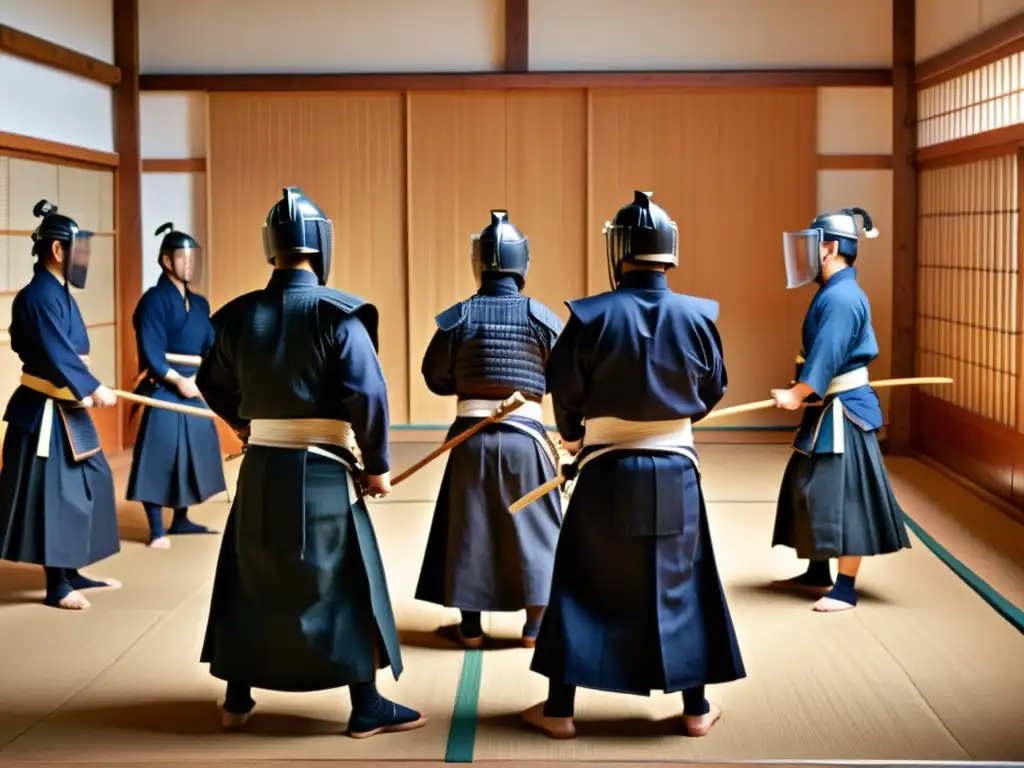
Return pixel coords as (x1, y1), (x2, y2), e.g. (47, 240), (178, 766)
(18, 355), (101, 462)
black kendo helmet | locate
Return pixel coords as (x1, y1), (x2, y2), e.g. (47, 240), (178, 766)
(155, 222), (200, 282)
(812, 207), (879, 261)
(603, 190), (678, 289)
(262, 187), (334, 286)
(471, 210), (530, 288)
(30, 199), (91, 289)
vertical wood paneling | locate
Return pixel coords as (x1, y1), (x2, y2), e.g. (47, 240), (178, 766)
(406, 91), (508, 424)
(916, 153), (1019, 427)
(588, 89), (819, 426)
(207, 88), (820, 429)
(207, 93), (409, 423)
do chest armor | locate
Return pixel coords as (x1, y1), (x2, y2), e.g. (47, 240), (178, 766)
(452, 296), (547, 399)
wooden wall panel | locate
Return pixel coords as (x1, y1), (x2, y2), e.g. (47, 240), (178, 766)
(588, 89), (819, 427)
(406, 91), (509, 424)
(916, 154), (1019, 426)
(505, 90), (587, 427)
(207, 93), (409, 423)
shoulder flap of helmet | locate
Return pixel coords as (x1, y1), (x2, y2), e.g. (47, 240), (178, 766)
(209, 290), (262, 327)
(682, 295), (720, 325)
(315, 287), (379, 351)
(527, 298), (563, 334)
(435, 301), (468, 332)
(565, 293), (609, 325)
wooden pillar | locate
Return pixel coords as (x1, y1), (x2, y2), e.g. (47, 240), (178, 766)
(890, 0), (917, 455)
(113, 0), (142, 450)
(505, 0), (529, 72)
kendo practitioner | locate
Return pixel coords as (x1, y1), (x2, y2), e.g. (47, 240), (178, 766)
(523, 191), (745, 739)
(0, 200), (122, 610)
(195, 187), (425, 737)
(771, 208), (910, 613)
(126, 223), (226, 549)
(416, 210), (563, 649)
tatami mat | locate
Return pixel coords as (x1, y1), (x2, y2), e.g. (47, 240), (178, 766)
(0, 442), (1022, 763)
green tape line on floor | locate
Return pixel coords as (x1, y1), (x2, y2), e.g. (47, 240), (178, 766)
(445, 648), (483, 762)
(904, 512), (1024, 634)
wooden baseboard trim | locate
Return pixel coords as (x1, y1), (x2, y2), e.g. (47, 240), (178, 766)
(912, 451), (1024, 526)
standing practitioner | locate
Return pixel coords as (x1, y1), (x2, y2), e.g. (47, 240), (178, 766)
(416, 210), (564, 649)
(523, 191), (745, 739)
(126, 223), (226, 549)
(196, 187), (425, 737)
(770, 208), (911, 612)
(0, 200), (121, 610)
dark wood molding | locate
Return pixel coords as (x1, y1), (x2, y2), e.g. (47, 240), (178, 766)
(890, 0), (917, 456)
(139, 69), (892, 92)
(504, 0), (529, 72)
(0, 131), (119, 168)
(0, 23), (121, 86)
(912, 392), (1021, 512)
(915, 123), (1024, 169)
(916, 11), (1024, 87)
(113, 0), (142, 452)
(816, 154), (892, 170)
(142, 157), (206, 172)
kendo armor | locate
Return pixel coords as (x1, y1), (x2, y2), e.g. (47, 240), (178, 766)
(471, 210), (530, 288)
(30, 199), (91, 289)
(813, 207), (878, 260)
(435, 296), (561, 400)
(263, 187), (334, 285)
(603, 190), (678, 289)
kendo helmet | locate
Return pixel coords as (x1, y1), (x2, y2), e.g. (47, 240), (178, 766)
(471, 210), (530, 288)
(30, 199), (93, 290)
(782, 207), (879, 290)
(603, 190), (678, 289)
(155, 222), (201, 285)
(262, 187), (334, 286)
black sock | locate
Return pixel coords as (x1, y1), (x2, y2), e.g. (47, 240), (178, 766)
(826, 573), (858, 605)
(224, 681), (255, 715)
(682, 686), (710, 716)
(806, 559), (832, 584)
(168, 507), (215, 534)
(43, 567), (73, 606)
(460, 610), (482, 638)
(349, 681), (387, 717)
(543, 681), (576, 717)
(144, 503), (165, 539)
(66, 569), (111, 590)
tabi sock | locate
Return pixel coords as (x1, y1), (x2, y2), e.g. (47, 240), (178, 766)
(224, 681), (255, 715)
(347, 681), (421, 733)
(459, 609), (483, 638)
(168, 507), (215, 534)
(682, 686), (710, 716)
(144, 503), (166, 539)
(43, 567), (73, 607)
(543, 681), (576, 718)
(523, 619), (542, 639)
(825, 573), (858, 606)
(791, 558), (833, 587)
(66, 569), (111, 590)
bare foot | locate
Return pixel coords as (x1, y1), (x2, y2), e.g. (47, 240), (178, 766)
(812, 596), (855, 613)
(522, 701), (576, 739)
(220, 707), (251, 730)
(683, 701), (721, 737)
(521, 635), (537, 649)
(57, 591), (91, 610)
(457, 629), (483, 649)
(148, 536), (171, 550)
